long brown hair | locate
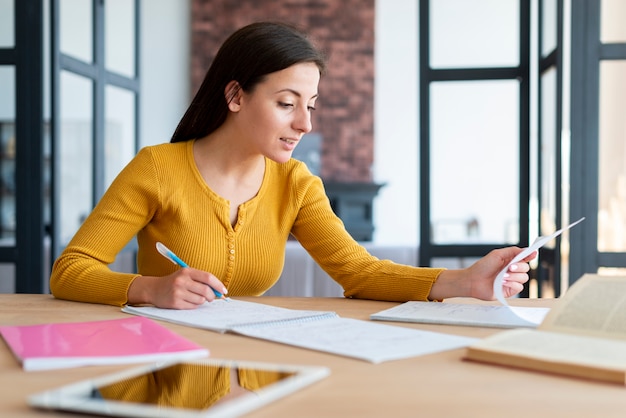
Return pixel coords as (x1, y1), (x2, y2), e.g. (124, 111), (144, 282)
(171, 21), (327, 143)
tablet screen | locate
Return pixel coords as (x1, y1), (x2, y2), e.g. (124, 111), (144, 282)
(93, 362), (297, 410)
(29, 359), (329, 417)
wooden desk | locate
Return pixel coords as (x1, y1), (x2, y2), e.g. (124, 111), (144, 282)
(1, 295), (625, 417)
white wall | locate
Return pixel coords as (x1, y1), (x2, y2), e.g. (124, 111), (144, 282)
(372, 0), (420, 246)
(140, 0), (191, 147)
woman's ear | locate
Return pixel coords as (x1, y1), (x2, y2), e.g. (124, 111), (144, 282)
(225, 81), (242, 111)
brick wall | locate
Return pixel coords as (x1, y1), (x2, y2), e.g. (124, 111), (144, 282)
(190, 0), (375, 182)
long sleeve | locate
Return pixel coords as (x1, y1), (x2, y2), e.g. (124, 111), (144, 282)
(50, 146), (162, 306)
(288, 167), (444, 302)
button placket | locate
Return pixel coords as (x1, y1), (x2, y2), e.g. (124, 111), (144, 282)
(225, 231), (235, 282)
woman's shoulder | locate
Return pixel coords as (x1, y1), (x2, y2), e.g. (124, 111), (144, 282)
(138, 141), (188, 155)
(269, 158), (316, 178)
(134, 141), (191, 165)
(267, 158), (323, 187)
(265, 158), (325, 197)
(115, 142), (193, 183)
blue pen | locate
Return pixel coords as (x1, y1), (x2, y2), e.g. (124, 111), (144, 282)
(156, 242), (228, 300)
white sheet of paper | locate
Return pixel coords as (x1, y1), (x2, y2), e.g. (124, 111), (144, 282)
(232, 316), (478, 364)
(371, 301), (550, 328)
(493, 217), (585, 324)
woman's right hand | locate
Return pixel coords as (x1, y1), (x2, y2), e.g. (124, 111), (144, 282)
(127, 268), (228, 309)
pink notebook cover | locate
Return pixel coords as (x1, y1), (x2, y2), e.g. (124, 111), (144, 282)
(0, 316), (209, 371)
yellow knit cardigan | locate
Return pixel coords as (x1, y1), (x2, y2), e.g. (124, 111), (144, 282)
(50, 140), (443, 306)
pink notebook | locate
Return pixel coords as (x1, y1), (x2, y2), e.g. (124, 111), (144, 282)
(0, 316), (209, 371)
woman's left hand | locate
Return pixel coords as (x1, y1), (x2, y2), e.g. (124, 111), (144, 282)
(467, 246), (536, 300)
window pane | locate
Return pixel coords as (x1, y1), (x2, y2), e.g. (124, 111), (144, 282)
(598, 61), (626, 252)
(0, 66), (14, 117)
(42, 124), (52, 230)
(0, 66), (15, 241)
(105, 0), (135, 77)
(540, 67), (558, 241)
(601, 0), (626, 43)
(0, 122), (15, 240)
(430, 80), (519, 244)
(105, 85), (135, 188)
(60, 0), (92, 62)
(0, 263), (15, 293)
(0, 0), (14, 47)
(430, 0), (519, 69)
(432, 257), (480, 270)
(60, 71), (93, 245)
(541, 0), (558, 56)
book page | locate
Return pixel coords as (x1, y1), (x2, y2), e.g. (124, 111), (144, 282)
(539, 274), (626, 340)
(468, 328), (626, 370)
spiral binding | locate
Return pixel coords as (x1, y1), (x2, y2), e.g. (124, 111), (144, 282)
(232, 312), (338, 330)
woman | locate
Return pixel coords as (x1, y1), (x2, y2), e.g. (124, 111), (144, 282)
(50, 21), (534, 309)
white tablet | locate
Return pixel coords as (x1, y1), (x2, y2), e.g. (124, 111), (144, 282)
(28, 358), (330, 417)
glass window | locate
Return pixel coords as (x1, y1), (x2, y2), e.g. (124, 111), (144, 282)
(430, 0), (519, 69)
(541, 0), (558, 57)
(430, 80), (520, 244)
(598, 61), (626, 252)
(601, 0), (626, 43)
(0, 66), (15, 118)
(43, 122), (52, 233)
(0, 0), (14, 47)
(60, 0), (92, 63)
(539, 67), (558, 241)
(105, 0), (135, 77)
(0, 262), (15, 293)
(0, 66), (15, 241)
(60, 71), (93, 245)
(432, 257), (481, 270)
(105, 85), (135, 188)
(0, 121), (15, 240)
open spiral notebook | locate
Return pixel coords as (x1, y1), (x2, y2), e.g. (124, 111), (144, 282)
(123, 299), (477, 364)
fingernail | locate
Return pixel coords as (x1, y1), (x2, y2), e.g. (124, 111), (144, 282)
(509, 264), (518, 271)
(503, 273), (510, 278)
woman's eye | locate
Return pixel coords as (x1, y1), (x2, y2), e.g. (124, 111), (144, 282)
(278, 102), (294, 108)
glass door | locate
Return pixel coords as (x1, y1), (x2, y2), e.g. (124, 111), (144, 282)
(51, 0), (140, 265)
(419, 0), (531, 282)
(536, 0), (564, 296)
(0, 1), (47, 293)
(569, 0), (626, 281)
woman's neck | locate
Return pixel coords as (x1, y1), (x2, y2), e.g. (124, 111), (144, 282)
(193, 133), (266, 226)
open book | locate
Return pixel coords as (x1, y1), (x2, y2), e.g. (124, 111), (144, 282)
(464, 274), (626, 384)
(0, 316), (209, 371)
(123, 299), (477, 364)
